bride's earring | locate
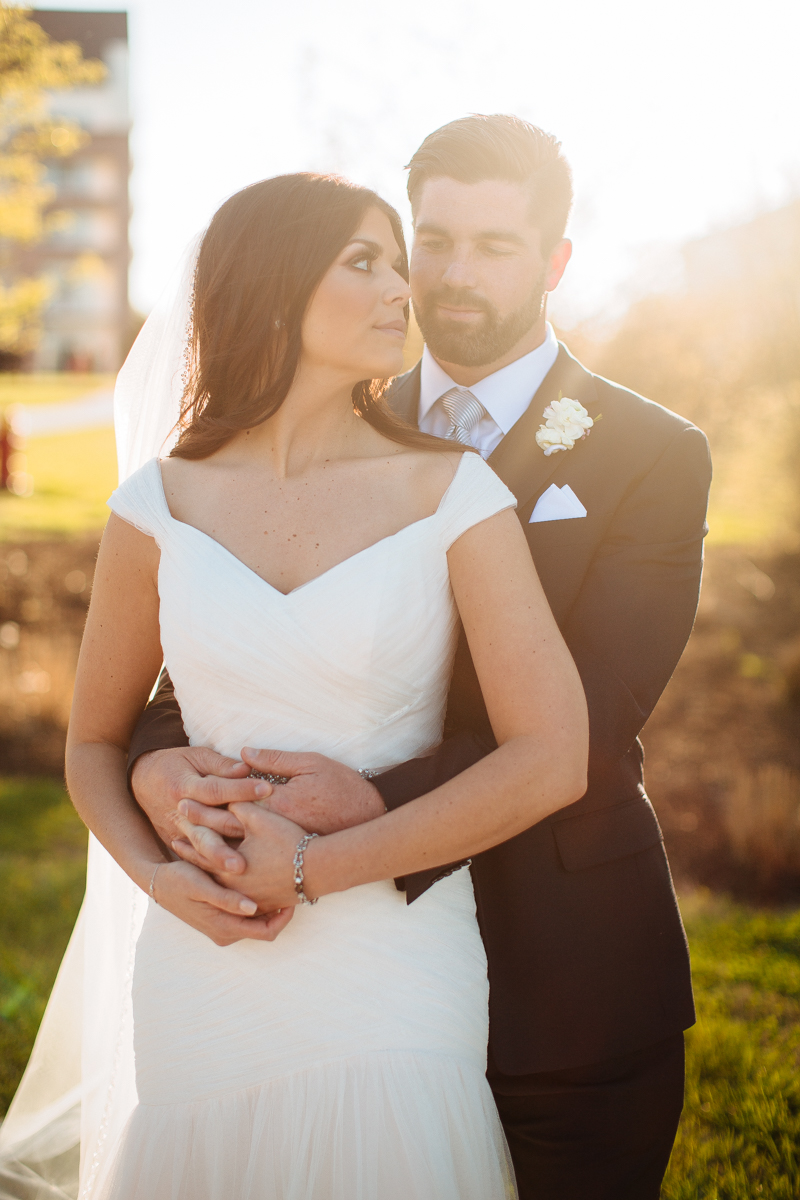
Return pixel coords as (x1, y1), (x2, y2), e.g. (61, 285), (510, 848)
(274, 318), (283, 330)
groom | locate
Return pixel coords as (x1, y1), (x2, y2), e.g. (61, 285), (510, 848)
(128, 115), (710, 1198)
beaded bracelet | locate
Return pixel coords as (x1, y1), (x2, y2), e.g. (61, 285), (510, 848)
(250, 768), (376, 784)
(249, 769), (290, 785)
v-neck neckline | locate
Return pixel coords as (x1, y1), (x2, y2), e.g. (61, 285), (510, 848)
(152, 453), (469, 598)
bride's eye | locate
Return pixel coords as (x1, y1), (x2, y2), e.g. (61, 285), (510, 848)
(351, 255), (372, 272)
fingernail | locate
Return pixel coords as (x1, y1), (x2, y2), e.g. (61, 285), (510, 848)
(242, 747), (255, 756)
(239, 898), (257, 914)
(225, 857), (239, 871)
(254, 783), (271, 797)
(177, 800), (189, 815)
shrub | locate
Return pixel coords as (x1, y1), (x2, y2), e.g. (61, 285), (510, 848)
(722, 765), (800, 889)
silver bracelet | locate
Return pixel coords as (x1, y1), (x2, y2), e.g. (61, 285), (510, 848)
(148, 863), (162, 904)
(293, 833), (319, 905)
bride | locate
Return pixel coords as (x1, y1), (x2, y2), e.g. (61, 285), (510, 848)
(15, 173), (587, 1199)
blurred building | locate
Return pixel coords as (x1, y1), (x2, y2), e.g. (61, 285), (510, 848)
(22, 11), (131, 371)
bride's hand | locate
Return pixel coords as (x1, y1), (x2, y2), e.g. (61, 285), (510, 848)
(178, 802), (309, 913)
(150, 859), (294, 946)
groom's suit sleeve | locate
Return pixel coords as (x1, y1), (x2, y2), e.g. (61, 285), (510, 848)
(127, 670), (189, 781)
(373, 422), (712, 899)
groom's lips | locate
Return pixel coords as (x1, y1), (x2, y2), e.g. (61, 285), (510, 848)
(436, 305), (486, 322)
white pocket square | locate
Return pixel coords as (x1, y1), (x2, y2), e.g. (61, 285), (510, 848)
(529, 483), (587, 523)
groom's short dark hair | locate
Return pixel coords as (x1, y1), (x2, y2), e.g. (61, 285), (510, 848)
(406, 114), (573, 251)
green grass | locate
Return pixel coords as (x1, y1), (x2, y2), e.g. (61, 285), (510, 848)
(1, 372), (118, 538)
(1, 787), (800, 1196)
(0, 777), (87, 1115)
(664, 892), (800, 1198)
(0, 425), (117, 537)
(0, 367), (116, 537)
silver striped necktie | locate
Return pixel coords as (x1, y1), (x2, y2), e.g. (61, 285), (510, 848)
(439, 386), (487, 447)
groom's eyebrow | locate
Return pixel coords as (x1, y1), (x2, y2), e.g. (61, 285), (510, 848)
(414, 222), (450, 238)
(473, 229), (527, 245)
(415, 222), (526, 246)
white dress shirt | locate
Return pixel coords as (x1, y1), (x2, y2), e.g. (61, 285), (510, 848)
(417, 322), (559, 458)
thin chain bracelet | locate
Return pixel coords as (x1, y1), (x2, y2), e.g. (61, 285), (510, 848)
(148, 863), (162, 904)
(293, 833), (319, 905)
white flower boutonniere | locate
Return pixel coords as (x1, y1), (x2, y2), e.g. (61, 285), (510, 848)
(535, 395), (595, 456)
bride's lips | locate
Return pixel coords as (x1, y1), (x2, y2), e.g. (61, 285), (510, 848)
(374, 320), (407, 339)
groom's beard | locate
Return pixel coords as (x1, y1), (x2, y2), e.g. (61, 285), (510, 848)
(413, 273), (546, 368)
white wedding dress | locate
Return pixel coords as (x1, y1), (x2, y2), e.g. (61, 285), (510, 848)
(92, 450), (517, 1199)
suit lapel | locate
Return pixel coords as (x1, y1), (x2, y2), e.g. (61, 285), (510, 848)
(488, 344), (600, 509)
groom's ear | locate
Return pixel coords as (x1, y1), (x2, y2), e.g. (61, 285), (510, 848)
(545, 238), (572, 293)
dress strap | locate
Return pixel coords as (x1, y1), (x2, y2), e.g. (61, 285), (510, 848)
(437, 453), (517, 551)
(107, 458), (172, 545)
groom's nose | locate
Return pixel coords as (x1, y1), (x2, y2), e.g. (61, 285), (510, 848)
(440, 250), (479, 291)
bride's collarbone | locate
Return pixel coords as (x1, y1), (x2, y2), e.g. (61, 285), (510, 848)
(159, 450), (460, 594)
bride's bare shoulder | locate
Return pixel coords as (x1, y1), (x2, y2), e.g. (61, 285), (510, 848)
(389, 446), (469, 511)
(157, 454), (216, 520)
(158, 455), (194, 484)
(158, 453), (227, 488)
(157, 455), (186, 505)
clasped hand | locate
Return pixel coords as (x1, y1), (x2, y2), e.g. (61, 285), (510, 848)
(176, 799), (308, 912)
(132, 744), (384, 942)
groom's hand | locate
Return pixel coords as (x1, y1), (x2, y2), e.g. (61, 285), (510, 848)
(174, 750), (382, 879)
(241, 747), (385, 834)
(131, 746), (263, 874)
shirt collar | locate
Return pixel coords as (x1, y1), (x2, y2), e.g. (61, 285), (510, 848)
(418, 322), (559, 434)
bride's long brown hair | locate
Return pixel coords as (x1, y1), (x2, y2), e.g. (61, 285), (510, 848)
(171, 173), (467, 460)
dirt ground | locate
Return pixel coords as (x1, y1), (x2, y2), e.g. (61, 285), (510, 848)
(2, 537), (799, 898)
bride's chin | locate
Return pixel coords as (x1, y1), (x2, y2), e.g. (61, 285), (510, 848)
(352, 352), (406, 381)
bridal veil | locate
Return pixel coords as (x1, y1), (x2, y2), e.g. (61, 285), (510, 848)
(0, 240), (199, 1200)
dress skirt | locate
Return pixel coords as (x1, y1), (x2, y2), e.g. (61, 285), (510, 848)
(99, 871), (515, 1200)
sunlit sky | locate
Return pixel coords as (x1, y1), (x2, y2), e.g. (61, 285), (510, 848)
(42, 0), (800, 327)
